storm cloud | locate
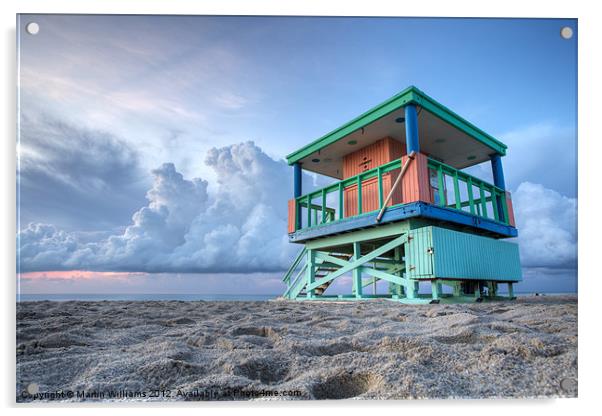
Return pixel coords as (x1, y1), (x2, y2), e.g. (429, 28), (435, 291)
(18, 141), (300, 273)
(18, 140), (576, 275)
(18, 113), (148, 231)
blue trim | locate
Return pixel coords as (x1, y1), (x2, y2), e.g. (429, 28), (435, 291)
(490, 155), (506, 190)
(490, 155), (506, 222)
(404, 104), (420, 153)
(293, 162), (303, 229)
(289, 202), (518, 243)
(293, 162), (302, 197)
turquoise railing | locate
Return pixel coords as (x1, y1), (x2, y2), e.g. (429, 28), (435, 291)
(294, 157), (404, 231)
(282, 247), (307, 298)
(426, 158), (509, 224)
(291, 156), (510, 233)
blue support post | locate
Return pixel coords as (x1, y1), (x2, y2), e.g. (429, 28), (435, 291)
(293, 162), (302, 197)
(404, 104), (420, 153)
(293, 162), (302, 228)
(490, 154), (506, 190)
(490, 154), (506, 222)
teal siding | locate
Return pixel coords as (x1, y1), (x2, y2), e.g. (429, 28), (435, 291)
(407, 226), (522, 282)
(406, 227), (433, 278)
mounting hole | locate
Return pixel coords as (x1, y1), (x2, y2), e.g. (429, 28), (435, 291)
(560, 26), (573, 40)
(560, 377), (577, 393)
(26, 22), (40, 35)
(27, 382), (39, 394)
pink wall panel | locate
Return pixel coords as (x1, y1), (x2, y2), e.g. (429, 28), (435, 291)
(505, 191), (516, 227)
(287, 199), (296, 233)
(401, 153), (432, 204)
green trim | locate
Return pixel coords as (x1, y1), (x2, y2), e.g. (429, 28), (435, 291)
(412, 89), (507, 156)
(306, 249), (315, 298)
(467, 177), (476, 215)
(282, 247), (307, 283)
(361, 267), (409, 288)
(321, 189), (326, 223)
(427, 157), (509, 225)
(427, 157), (505, 194)
(286, 86), (507, 165)
(500, 192), (509, 223)
(286, 86), (415, 164)
(479, 183), (488, 218)
(437, 165), (446, 206)
(357, 175), (363, 214)
(304, 221), (410, 250)
(352, 242), (362, 298)
(377, 166), (384, 208)
(453, 172), (461, 210)
(338, 182), (344, 220)
(307, 234), (408, 291)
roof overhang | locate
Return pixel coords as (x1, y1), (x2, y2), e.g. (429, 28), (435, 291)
(286, 86), (507, 179)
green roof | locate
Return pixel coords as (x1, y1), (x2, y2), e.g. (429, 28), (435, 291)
(286, 86), (507, 165)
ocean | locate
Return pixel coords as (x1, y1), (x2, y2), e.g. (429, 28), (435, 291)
(17, 293), (278, 302)
(16, 292), (576, 302)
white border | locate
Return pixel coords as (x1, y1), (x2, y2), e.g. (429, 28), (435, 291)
(2, 1), (599, 415)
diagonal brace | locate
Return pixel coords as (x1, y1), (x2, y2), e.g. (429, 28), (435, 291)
(307, 234), (408, 291)
(360, 267), (411, 288)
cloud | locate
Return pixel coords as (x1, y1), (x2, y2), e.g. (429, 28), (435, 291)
(18, 139), (577, 278)
(512, 181), (577, 269)
(18, 15), (264, 185)
(464, 122), (577, 198)
(18, 141), (302, 274)
(500, 123), (577, 197)
(18, 113), (148, 231)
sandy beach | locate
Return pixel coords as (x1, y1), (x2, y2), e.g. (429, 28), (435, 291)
(16, 296), (577, 401)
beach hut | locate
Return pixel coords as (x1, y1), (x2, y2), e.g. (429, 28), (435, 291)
(282, 86), (521, 303)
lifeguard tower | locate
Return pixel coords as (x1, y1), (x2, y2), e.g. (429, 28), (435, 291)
(282, 86), (521, 303)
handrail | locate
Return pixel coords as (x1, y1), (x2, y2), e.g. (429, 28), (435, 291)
(427, 157), (509, 224)
(297, 201), (336, 214)
(427, 158), (505, 194)
(295, 156), (404, 205)
(290, 154), (510, 233)
(283, 263), (307, 298)
(282, 247), (307, 283)
(294, 156), (405, 230)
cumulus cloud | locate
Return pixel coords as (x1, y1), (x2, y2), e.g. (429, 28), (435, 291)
(18, 142), (577, 276)
(512, 182), (577, 269)
(18, 141), (301, 273)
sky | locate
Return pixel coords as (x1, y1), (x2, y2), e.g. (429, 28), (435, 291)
(16, 15), (577, 294)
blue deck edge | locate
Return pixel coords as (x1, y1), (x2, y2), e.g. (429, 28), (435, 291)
(289, 202), (518, 243)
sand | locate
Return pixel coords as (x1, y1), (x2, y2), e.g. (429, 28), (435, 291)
(16, 296), (577, 401)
